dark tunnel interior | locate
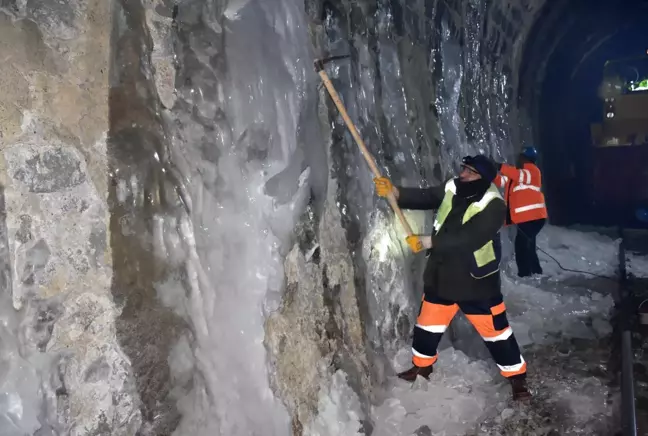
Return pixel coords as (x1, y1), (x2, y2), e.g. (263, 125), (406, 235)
(519, 0), (648, 229)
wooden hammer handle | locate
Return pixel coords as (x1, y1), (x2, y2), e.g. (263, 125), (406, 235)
(317, 69), (414, 237)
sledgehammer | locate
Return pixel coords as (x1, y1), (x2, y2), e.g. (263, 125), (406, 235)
(314, 56), (415, 237)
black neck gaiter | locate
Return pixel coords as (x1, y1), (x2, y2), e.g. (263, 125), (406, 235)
(455, 178), (490, 200)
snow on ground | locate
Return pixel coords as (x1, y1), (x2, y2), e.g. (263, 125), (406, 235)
(370, 225), (618, 436)
(627, 251), (648, 278)
(304, 371), (366, 436)
(534, 225), (619, 281)
(534, 223), (647, 279)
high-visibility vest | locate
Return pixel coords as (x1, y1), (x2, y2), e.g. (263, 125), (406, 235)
(495, 163), (548, 224)
(433, 180), (503, 279)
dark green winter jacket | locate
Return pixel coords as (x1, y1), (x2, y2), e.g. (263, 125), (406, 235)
(397, 179), (506, 302)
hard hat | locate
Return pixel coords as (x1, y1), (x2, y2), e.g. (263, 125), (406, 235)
(521, 146), (538, 161)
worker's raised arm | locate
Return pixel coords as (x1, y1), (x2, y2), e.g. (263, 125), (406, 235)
(374, 177), (444, 210)
(396, 186), (445, 210)
(499, 163), (531, 185)
(432, 198), (506, 255)
(494, 174), (508, 190)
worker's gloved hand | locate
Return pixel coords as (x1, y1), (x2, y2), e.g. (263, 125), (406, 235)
(406, 235), (424, 253)
(373, 177), (394, 198)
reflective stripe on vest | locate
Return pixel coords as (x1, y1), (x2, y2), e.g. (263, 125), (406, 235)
(514, 203), (546, 214)
(512, 184), (542, 193)
(518, 170), (531, 184)
(432, 180), (456, 233)
(433, 180), (503, 278)
(509, 163), (547, 223)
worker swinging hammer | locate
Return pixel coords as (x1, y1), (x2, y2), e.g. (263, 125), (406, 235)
(374, 157), (531, 400)
(315, 57), (530, 400)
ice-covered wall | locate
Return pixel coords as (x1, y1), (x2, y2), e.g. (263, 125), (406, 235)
(107, 1), (189, 434)
(0, 0), (578, 435)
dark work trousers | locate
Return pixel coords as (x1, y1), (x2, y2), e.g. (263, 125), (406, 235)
(515, 218), (546, 277)
(411, 293), (527, 378)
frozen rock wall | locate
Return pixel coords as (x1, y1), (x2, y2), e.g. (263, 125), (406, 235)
(108, 0), (187, 434)
(0, 0), (605, 435)
(266, 0), (552, 432)
(0, 0), (141, 435)
(104, 0), (561, 434)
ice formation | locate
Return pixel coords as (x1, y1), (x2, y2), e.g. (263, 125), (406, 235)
(151, 0), (319, 434)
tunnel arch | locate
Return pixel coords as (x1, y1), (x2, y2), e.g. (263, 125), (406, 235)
(516, 0), (648, 227)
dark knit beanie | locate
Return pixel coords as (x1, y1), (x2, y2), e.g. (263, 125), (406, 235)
(462, 155), (497, 183)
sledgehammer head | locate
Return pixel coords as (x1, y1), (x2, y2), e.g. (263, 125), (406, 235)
(314, 54), (351, 72)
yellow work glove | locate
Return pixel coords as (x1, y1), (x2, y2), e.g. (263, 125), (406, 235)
(406, 235), (424, 253)
(373, 176), (393, 198)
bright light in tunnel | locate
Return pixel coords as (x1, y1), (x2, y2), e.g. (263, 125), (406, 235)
(629, 80), (648, 91)
(374, 230), (392, 263)
(368, 210), (426, 264)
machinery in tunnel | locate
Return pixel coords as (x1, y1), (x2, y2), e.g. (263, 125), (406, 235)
(585, 55), (648, 228)
(591, 55), (648, 147)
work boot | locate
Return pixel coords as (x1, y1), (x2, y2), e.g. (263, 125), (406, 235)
(510, 375), (532, 401)
(397, 365), (433, 382)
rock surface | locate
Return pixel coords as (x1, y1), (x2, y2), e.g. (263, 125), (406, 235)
(0, 1), (142, 435)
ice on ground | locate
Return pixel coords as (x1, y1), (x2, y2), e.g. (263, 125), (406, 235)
(303, 371), (365, 436)
(532, 225), (620, 280)
(373, 348), (508, 436)
(370, 225), (617, 435)
(627, 251), (648, 278)
(503, 274), (613, 347)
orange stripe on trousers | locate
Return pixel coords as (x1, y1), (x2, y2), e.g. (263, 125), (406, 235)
(490, 302), (506, 316)
(464, 314), (509, 338)
(412, 301), (458, 367)
(417, 300), (459, 327)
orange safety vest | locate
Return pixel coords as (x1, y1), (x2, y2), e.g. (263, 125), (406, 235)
(494, 163), (548, 225)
